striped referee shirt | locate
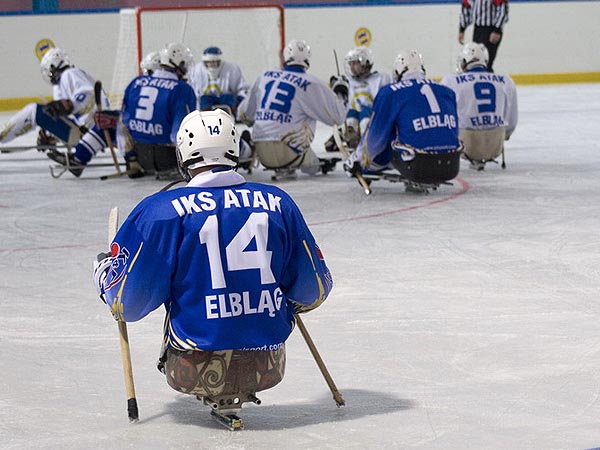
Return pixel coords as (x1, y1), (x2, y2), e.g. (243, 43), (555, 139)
(459, 0), (509, 32)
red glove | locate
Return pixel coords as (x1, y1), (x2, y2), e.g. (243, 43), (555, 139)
(94, 110), (120, 130)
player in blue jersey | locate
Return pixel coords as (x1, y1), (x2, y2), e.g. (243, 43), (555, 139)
(116, 43), (197, 179)
(344, 49), (461, 191)
(93, 108), (332, 421)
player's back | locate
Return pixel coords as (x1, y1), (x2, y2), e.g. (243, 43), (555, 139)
(246, 67), (346, 141)
(122, 70), (195, 145)
(127, 181), (306, 351)
(380, 77), (459, 152)
(441, 68), (516, 130)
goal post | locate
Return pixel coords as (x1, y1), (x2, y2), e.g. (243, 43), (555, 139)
(109, 5), (285, 109)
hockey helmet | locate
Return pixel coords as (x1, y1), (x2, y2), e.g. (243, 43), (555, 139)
(460, 42), (489, 72)
(393, 49), (425, 81)
(160, 42), (194, 79)
(345, 46), (374, 79)
(202, 46), (223, 78)
(176, 108), (239, 180)
(283, 39), (311, 69)
(40, 48), (71, 85)
(140, 51), (161, 76)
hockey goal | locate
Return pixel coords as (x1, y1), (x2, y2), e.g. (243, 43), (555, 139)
(110, 5), (285, 108)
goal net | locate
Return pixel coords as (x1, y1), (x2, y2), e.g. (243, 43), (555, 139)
(110, 5), (285, 109)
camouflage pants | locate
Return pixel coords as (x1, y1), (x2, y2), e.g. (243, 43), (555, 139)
(164, 346), (286, 399)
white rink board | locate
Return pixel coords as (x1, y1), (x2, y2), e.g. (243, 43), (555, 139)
(1, 1), (600, 101)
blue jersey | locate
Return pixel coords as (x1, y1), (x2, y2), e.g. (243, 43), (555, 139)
(121, 69), (196, 145)
(358, 74), (459, 168)
(103, 169), (332, 352)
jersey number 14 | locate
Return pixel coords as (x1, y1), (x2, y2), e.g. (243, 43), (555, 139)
(200, 212), (276, 289)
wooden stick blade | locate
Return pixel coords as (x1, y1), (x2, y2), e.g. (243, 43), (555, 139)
(108, 207), (119, 243)
(107, 207), (139, 422)
(295, 314), (345, 408)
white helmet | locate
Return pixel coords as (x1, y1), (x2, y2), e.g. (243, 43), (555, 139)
(202, 46), (223, 79)
(283, 39), (311, 69)
(40, 48), (71, 85)
(460, 42), (489, 72)
(160, 42), (194, 79)
(393, 50), (425, 81)
(140, 51), (160, 76)
(344, 46), (374, 79)
(176, 109), (240, 179)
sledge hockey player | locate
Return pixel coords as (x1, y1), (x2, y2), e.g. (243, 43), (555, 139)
(0, 48), (111, 176)
(93, 108), (332, 429)
(237, 39), (348, 180)
(325, 46), (392, 152)
(95, 43), (198, 179)
(344, 50), (461, 192)
(188, 46), (250, 117)
(441, 42), (518, 170)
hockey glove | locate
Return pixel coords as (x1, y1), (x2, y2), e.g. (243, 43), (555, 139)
(94, 110), (120, 130)
(343, 153), (361, 178)
(124, 151), (145, 179)
(43, 99), (74, 120)
(36, 129), (58, 150)
(324, 134), (339, 153)
(329, 75), (349, 101)
(93, 252), (112, 304)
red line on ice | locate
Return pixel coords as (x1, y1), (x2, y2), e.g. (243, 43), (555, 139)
(309, 177), (470, 226)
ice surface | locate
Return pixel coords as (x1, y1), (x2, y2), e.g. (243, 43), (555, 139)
(1, 83), (600, 450)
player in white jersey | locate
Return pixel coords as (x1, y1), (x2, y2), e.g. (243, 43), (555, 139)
(0, 48), (108, 150)
(325, 46), (392, 152)
(0, 48), (113, 177)
(188, 46), (250, 117)
(238, 39), (349, 179)
(441, 42), (518, 170)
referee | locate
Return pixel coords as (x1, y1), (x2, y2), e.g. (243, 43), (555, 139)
(458, 0), (509, 71)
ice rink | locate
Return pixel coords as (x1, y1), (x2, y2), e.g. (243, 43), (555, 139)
(1, 83), (600, 450)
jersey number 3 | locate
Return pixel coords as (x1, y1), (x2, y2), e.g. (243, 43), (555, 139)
(200, 212), (276, 289)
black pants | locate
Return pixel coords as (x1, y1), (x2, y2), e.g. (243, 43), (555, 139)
(134, 142), (178, 174)
(392, 151), (461, 184)
(473, 25), (503, 71)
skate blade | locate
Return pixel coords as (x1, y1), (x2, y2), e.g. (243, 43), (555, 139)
(210, 410), (244, 431)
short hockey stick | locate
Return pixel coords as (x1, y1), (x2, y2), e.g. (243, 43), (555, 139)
(59, 116), (88, 136)
(95, 81), (123, 176)
(332, 126), (372, 195)
(108, 207), (139, 422)
(0, 143), (69, 153)
(295, 314), (345, 407)
(333, 49), (341, 76)
(331, 51), (371, 195)
(501, 145), (506, 169)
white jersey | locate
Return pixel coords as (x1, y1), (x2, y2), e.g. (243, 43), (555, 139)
(188, 61), (249, 101)
(52, 66), (108, 128)
(238, 66), (347, 146)
(441, 67), (518, 136)
(347, 71), (392, 118)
